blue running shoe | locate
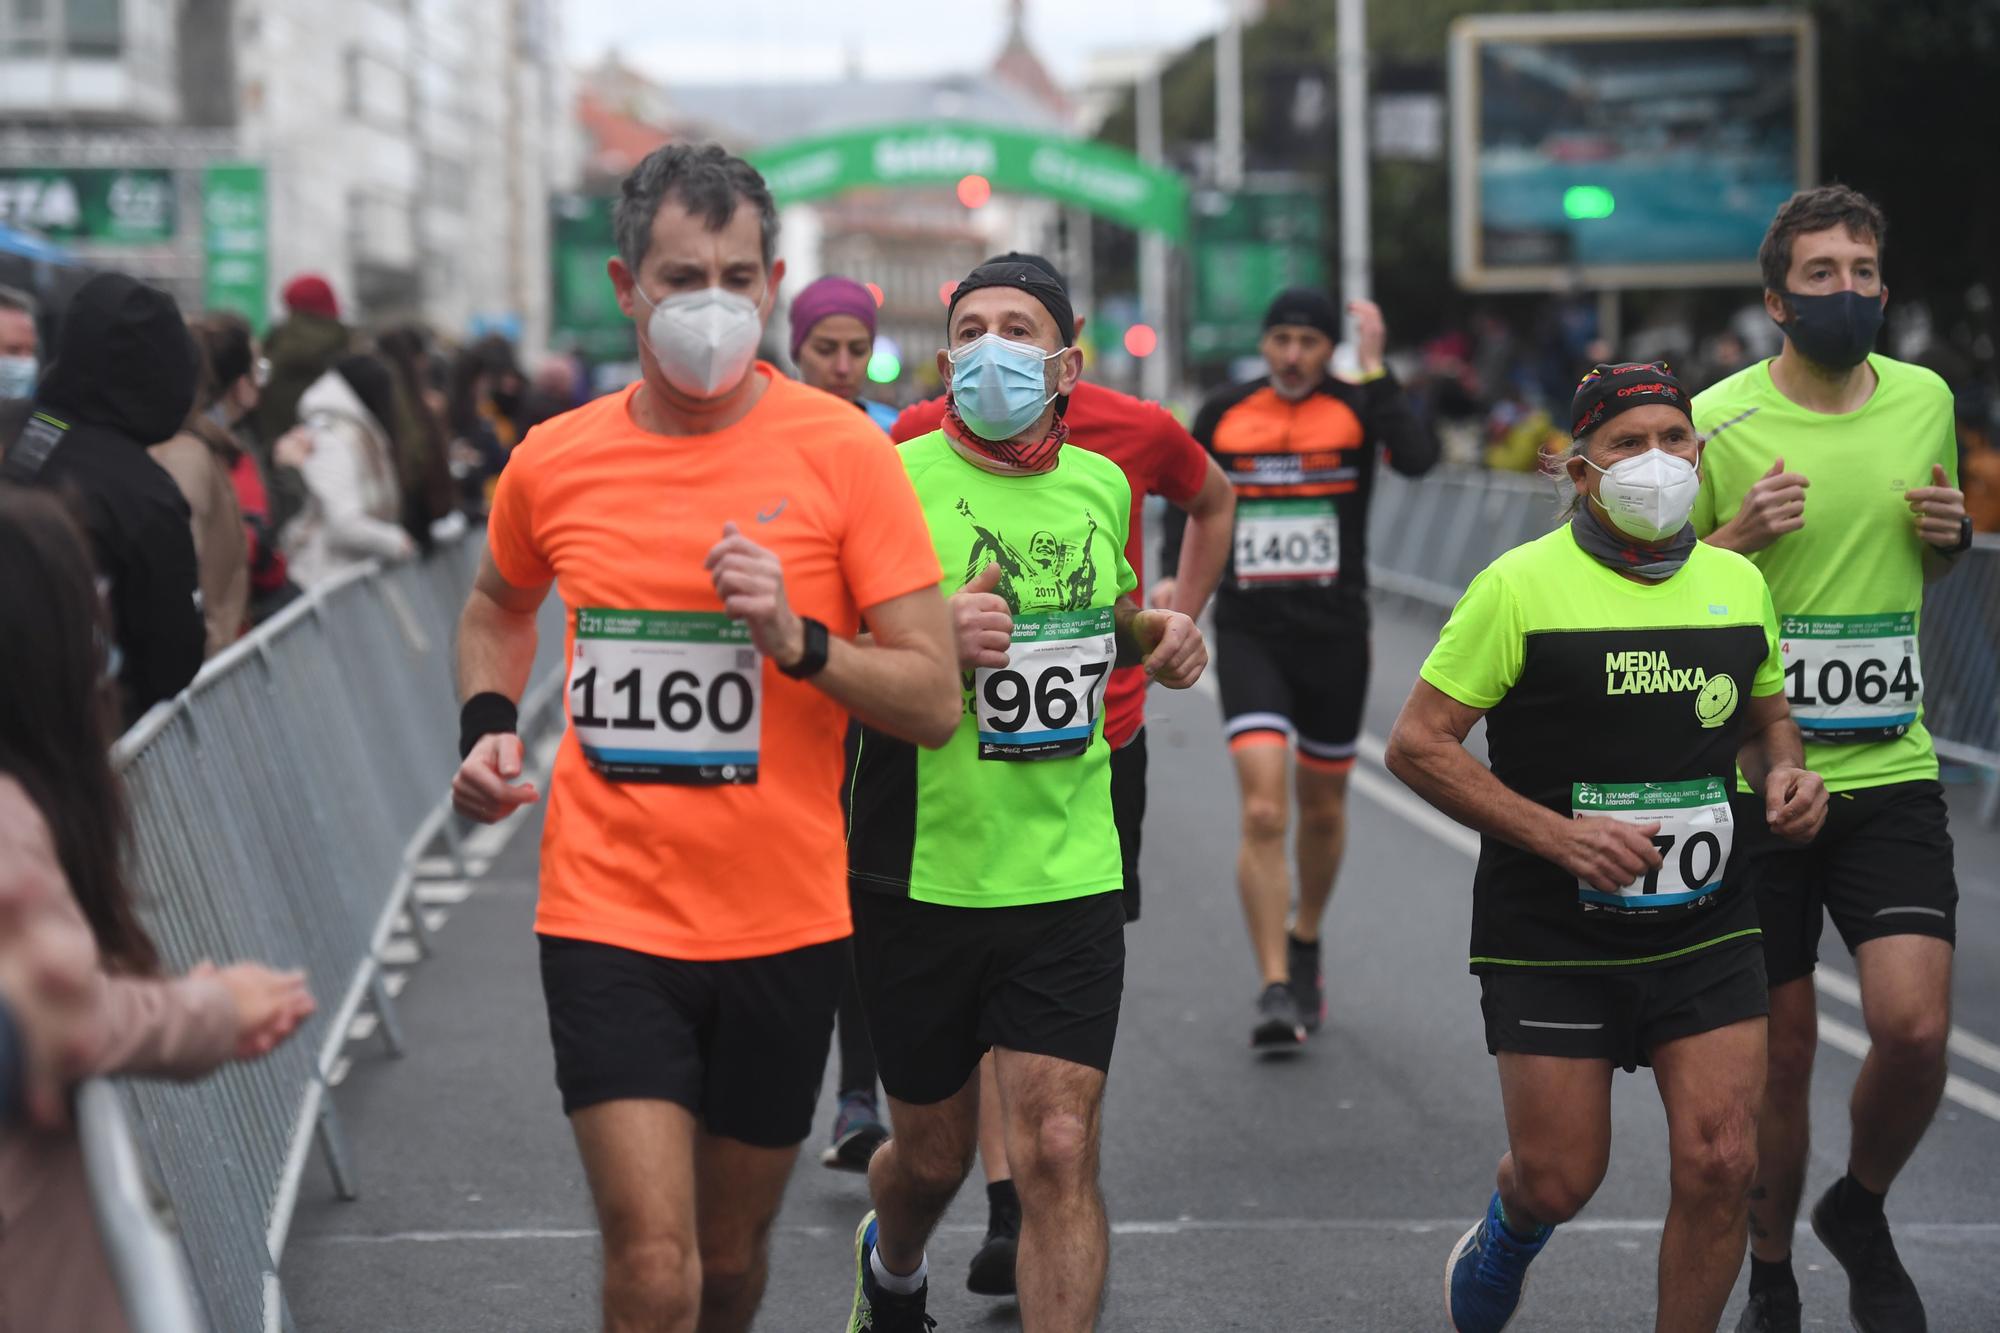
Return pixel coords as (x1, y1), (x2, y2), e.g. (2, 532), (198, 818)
(1446, 1192), (1550, 1332)
(846, 1211), (935, 1333)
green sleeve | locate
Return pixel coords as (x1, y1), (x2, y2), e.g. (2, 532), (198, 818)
(1692, 463), (1720, 538)
(1939, 406), (1961, 487)
(1752, 581), (1785, 697)
(1114, 485), (1139, 600)
(1417, 563), (1523, 709)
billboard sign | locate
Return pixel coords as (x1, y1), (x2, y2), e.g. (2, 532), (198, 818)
(1187, 181), (1325, 363)
(0, 167), (177, 244)
(1449, 11), (1816, 291)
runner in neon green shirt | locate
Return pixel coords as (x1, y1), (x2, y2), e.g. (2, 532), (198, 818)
(843, 261), (1207, 1333)
(1692, 185), (1973, 1333)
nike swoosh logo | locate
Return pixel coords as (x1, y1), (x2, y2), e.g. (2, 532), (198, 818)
(757, 501), (787, 523)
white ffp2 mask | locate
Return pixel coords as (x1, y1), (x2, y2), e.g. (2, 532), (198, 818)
(636, 285), (764, 398)
(1587, 449), (1700, 541)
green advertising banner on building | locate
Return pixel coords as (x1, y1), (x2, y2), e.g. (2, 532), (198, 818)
(1187, 183), (1325, 363)
(749, 122), (1188, 240)
(550, 194), (634, 361)
(202, 164), (268, 331)
(0, 167), (177, 243)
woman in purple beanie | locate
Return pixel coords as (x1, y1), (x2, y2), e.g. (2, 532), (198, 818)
(788, 275), (900, 435)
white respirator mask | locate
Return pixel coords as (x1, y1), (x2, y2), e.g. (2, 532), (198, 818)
(1585, 448), (1700, 541)
(635, 284), (765, 399)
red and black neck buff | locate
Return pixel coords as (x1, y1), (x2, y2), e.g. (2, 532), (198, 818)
(942, 398), (1069, 474)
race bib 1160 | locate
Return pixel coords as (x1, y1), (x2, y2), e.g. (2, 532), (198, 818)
(568, 609), (761, 785)
(1571, 777), (1734, 914)
(974, 607), (1115, 762)
(1780, 613), (1923, 743)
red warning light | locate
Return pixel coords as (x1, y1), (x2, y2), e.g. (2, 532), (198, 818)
(865, 282), (884, 307)
(938, 280), (956, 307)
(1124, 324), (1159, 358)
(956, 174), (993, 209)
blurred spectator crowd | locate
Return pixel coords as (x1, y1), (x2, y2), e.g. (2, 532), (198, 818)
(0, 272), (588, 727)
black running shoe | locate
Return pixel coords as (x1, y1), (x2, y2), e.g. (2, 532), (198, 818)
(1251, 982), (1306, 1051)
(1734, 1288), (1801, 1333)
(966, 1208), (1019, 1296)
(1810, 1183), (1928, 1332)
(1287, 934), (1325, 1034)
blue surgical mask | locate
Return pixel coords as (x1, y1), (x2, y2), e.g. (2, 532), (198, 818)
(0, 354), (37, 400)
(948, 333), (1063, 441)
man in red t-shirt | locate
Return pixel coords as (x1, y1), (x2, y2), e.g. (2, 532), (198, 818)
(891, 250), (1234, 1301)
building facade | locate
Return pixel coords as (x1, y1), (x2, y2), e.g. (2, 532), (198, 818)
(0, 0), (577, 348)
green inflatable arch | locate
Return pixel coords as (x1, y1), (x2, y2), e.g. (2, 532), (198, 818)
(748, 122), (1187, 241)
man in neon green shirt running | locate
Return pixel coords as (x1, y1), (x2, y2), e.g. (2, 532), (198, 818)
(841, 261), (1207, 1333)
(1693, 185), (1973, 1333)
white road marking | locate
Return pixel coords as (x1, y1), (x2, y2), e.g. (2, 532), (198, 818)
(327, 1056), (351, 1088)
(1817, 1012), (2000, 1122)
(1815, 966), (2000, 1078)
(383, 971), (407, 998)
(380, 938), (422, 967)
(1345, 732), (2000, 1124)
(415, 881), (472, 905)
(347, 1013), (379, 1043)
(309, 1218), (2000, 1246)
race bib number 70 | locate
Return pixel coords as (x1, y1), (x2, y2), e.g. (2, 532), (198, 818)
(975, 607), (1115, 761)
(568, 609), (761, 785)
(1571, 777), (1734, 914)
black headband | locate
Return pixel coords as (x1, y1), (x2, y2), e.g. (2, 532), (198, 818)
(1570, 361), (1691, 441)
(948, 262), (1076, 347)
(1262, 287), (1339, 341)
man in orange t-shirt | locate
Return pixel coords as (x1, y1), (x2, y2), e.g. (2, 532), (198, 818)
(449, 143), (958, 1333)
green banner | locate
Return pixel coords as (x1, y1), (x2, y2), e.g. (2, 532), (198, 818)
(201, 164), (267, 331)
(0, 167), (176, 243)
(550, 194), (633, 361)
(1187, 184), (1324, 363)
(748, 122), (1187, 240)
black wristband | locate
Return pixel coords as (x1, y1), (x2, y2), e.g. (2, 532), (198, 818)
(459, 691), (520, 759)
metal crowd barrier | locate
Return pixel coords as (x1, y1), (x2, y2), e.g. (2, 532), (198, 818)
(77, 532), (568, 1332)
(1367, 466), (2000, 821)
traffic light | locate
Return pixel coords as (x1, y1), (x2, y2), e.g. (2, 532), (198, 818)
(1124, 324), (1159, 358)
(867, 336), (902, 384)
(1563, 185), (1616, 220)
(865, 282), (885, 307)
(956, 174), (993, 209)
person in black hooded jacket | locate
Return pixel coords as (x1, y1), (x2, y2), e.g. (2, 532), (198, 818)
(3, 273), (205, 727)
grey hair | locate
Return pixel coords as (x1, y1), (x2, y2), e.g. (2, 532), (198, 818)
(0, 284), (36, 318)
(1550, 432), (1591, 521)
(614, 143), (779, 275)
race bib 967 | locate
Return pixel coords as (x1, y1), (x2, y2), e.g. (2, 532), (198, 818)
(975, 608), (1115, 762)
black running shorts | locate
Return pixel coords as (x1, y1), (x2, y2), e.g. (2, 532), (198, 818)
(538, 933), (846, 1147)
(1216, 622), (1370, 766)
(1480, 938), (1769, 1072)
(1727, 778), (1958, 987)
(851, 889), (1126, 1106)
(1111, 728), (1148, 922)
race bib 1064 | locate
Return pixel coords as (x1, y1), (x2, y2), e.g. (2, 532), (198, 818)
(1780, 612), (1923, 743)
(1233, 498), (1339, 586)
(1571, 777), (1734, 914)
(567, 609), (761, 785)
(975, 607), (1115, 762)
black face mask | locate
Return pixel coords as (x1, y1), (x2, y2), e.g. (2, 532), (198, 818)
(1777, 290), (1884, 370)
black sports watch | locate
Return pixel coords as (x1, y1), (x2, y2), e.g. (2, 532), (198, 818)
(778, 616), (830, 679)
(1932, 515), (1974, 556)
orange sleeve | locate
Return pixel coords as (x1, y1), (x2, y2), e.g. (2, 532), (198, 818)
(840, 437), (943, 610)
(486, 447), (554, 588)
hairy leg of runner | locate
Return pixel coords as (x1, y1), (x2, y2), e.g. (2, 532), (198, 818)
(1232, 739), (1293, 985)
(868, 1069), (982, 1275)
(1848, 934), (1953, 1192)
(571, 1099), (702, 1333)
(1494, 1053), (1613, 1232)
(977, 1050), (1011, 1184)
(1651, 1017), (1765, 1333)
(692, 1129), (801, 1333)
(1748, 976), (1816, 1261)
(1289, 757), (1351, 944)
(994, 1047), (1110, 1333)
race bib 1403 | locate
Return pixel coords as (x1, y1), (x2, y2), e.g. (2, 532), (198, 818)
(1779, 612), (1923, 744)
(567, 608), (761, 785)
(1233, 498), (1339, 586)
(1571, 777), (1734, 914)
(975, 607), (1115, 762)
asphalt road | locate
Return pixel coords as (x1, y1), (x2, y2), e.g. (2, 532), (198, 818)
(284, 596), (2000, 1332)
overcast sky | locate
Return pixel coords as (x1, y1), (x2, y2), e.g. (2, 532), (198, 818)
(563, 0), (1230, 86)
